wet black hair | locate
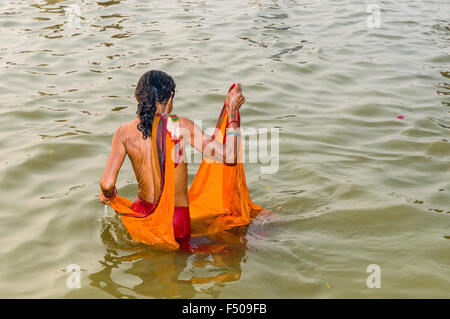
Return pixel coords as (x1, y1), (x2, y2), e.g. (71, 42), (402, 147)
(135, 70), (176, 139)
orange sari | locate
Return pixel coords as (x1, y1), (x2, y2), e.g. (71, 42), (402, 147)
(109, 86), (262, 250)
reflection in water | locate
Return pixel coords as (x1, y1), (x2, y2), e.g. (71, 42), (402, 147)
(437, 71), (449, 98)
(90, 216), (250, 298)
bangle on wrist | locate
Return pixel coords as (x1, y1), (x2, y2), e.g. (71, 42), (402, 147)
(103, 186), (117, 200)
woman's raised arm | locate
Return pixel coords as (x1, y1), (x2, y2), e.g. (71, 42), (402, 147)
(99, 126), (126, 203)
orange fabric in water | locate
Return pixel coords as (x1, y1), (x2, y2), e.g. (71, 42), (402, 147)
(188, 106), (263, 235)
(109, 86), (262, 250)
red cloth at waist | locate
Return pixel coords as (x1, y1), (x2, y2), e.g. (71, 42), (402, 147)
(131, 197), (191, 239)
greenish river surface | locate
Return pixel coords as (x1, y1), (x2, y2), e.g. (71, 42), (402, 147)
(0, 0), (449, 298)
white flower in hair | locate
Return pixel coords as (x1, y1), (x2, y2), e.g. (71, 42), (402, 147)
(166, 114), (180, 141)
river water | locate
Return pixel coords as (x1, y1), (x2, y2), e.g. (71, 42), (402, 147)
(0, 0), (449, 298)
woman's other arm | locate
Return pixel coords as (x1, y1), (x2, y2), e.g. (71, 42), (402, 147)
(99, 126), (126, 204)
